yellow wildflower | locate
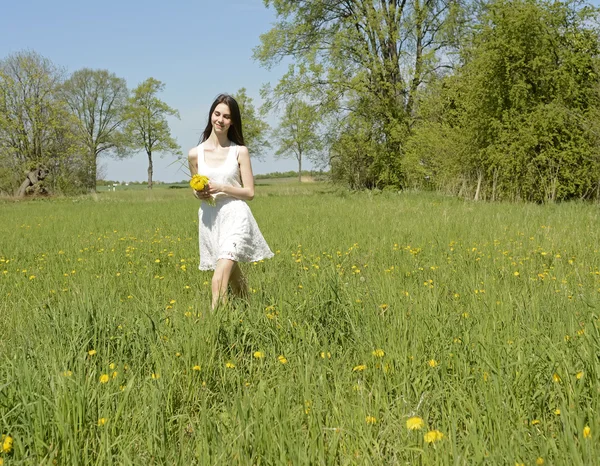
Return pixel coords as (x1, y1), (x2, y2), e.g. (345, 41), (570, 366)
(192, 365), (201, 371)
(2, 435), (12, 453)
(278, 355), (288, 364)
(225, 361), (235, 369)
(576, 371), (584, 380)
(583, 426), (591, 439)
(62, 370), (73, 377)
(406, 416), (424, 430)
(151, 373), (160, 379)
(372, 349), (385, 358)
(253, 351), (265, 359)
(88, 349), (97, 356)
(97, 418), (107, 426)
(99, 374), (109, 384)
(352, 364), (367, 372)
(109, 363), (115, 370)
(536, 458), (544, 465)
(424, 429), (444, 443)
(531, 419), (540, 426)
(552, 373), (561, 383)
(365, 416), (377, 425)
(554, 409), (561, 415)
(428, 359), (438, 367)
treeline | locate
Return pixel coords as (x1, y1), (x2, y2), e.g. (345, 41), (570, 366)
(0, 51), (180, 196)
(257, 0), (600, 202)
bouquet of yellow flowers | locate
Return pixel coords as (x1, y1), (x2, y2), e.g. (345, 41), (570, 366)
(190, 174), (215, 205)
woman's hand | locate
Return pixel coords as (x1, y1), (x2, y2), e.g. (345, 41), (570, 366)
(205, 182), (224, 195)
(193, 188), (212, 200)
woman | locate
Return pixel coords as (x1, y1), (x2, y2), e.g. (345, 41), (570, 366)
(188, 94), (273, 309)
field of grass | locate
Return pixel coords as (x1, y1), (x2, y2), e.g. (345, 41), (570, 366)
(1, 183), (599, 464)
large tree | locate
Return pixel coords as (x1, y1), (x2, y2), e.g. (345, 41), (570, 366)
(255, 0), (466, 188)
(274, 99), (322, 182)
(62, 69), (128, 192)
(232, 87), (270, 160)
(122, 78), (180, 189)
(0, 51), (81, 196)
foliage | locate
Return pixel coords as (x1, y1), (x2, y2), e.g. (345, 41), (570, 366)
(62, 69), (129, 192)
(0, 51), (85, 195)
(121, 78), (181, 189)
(232, 87), (270, 160)
(273, 99), (322, 182)
(256, 0), (467, 189)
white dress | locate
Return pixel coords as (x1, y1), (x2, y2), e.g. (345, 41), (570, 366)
(196, 142), (274, 271)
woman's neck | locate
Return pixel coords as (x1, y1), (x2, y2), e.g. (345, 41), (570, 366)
(207, 131), (230, 149)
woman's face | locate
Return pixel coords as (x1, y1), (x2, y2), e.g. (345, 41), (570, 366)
(211, 103), (232, 134)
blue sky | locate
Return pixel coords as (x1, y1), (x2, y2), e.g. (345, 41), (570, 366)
(0, 0), (311, 181)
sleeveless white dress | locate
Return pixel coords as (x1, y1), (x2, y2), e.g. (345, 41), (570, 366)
(196, 142), (274, 271)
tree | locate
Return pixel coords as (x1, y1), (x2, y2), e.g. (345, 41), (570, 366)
(274, 99), (321, 182)
(0, 50), (82, 196)
(232, 87), (270, 160)
(122, 78), (180, 189)
(62, 69), (128, 192)
(255, 0), (466, 188)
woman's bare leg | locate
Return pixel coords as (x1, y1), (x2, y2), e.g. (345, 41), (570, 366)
(211, 259), (235, 309)
(229, 263), (248, 299)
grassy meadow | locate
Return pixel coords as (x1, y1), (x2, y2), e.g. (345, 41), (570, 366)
(0, 182), (599, 465)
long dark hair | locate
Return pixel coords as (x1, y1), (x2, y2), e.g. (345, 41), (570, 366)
(200, 94), (245, 146)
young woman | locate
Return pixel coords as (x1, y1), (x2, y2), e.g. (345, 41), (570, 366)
(188, 94), (273, 309)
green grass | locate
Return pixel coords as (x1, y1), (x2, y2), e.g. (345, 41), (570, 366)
(1, 184), (599, 464)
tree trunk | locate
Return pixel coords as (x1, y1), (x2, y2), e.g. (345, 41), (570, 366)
(298, 153), (302, 183)
(90, 151), (97, 193)
(147, 151), (153, 189)
(474, 170), (483, 201)
(491, 168), (499, 202)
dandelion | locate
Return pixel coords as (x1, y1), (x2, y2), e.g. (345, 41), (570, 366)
(62, 370), (73, 377)
(576, 371), (584, 380)
(304, 400), (312, 414)
(583, 426), (591, 439)
(320, 352), (331, 359)
(88, 349), (97, 356)
(536, 458), (544, 465)
(151, 373), (160, 379)
(379, 304), (388, 310)
(352, 364), (367, 372)
(554, 409), (561, 415)
(372, 349), (385, 358)
(514, 271), (520, 276)
(97, 418), (107, 426)
(424, 430), (444, 443)
(428, 359), (438, 367)
(253, 351), (265, 359)
(406, 417), (424, 430)
(531, 419), (540, 426)
(109, 363), (115, 370)
(225, 361), (235, 369)
(99, 374), (109, 384)
(552, 373), (561, 383)
(278, 355), (288, 364)
(365, 416), (377, 425)
(2, 435), (13, 453)
(192, 365), (201, 371)
(111, 371), (118, 379)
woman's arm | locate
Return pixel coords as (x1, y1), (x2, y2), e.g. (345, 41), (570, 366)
(188, 148), (198, 176)
(206, 146), (255, 201)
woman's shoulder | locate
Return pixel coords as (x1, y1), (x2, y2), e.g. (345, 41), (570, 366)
(188, 145), (200, 160)
(236, 145), (249, 158)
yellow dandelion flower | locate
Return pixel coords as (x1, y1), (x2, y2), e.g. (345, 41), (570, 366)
(406, 416), (424, 430)
(424, 430), (444, 443)
(583, 426), (591, 439)
(225, 361), (235, 369)
(352, 364), (367, 372)
(88, 349), (97, 356)
(379, 304), (388, 310)
(552, 373), (561, 383)
(62, 370), (73, 377)
(365, 416), (377, 425)
(554, 409), (561, 415)
(576, 371), (584, 380)
(320, 352), (331, 359)
(372, 349), (385, 358)
(99, 374), (109, 384)
(278, 355), (288, 364)
(536, 457), (544, 465)
(192, 365), (201, 371)
(109, 363), (115, 370)
(2, 435), (13, 453)
(253, 351), (265, 359)
(513, 271), (520, 276)
(531, 419), (540, 426)
(428, 359), (438, 367)
(151, 373), (160, 379)
(97, 418), (107, 426)
(111, 371), (118, 379)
